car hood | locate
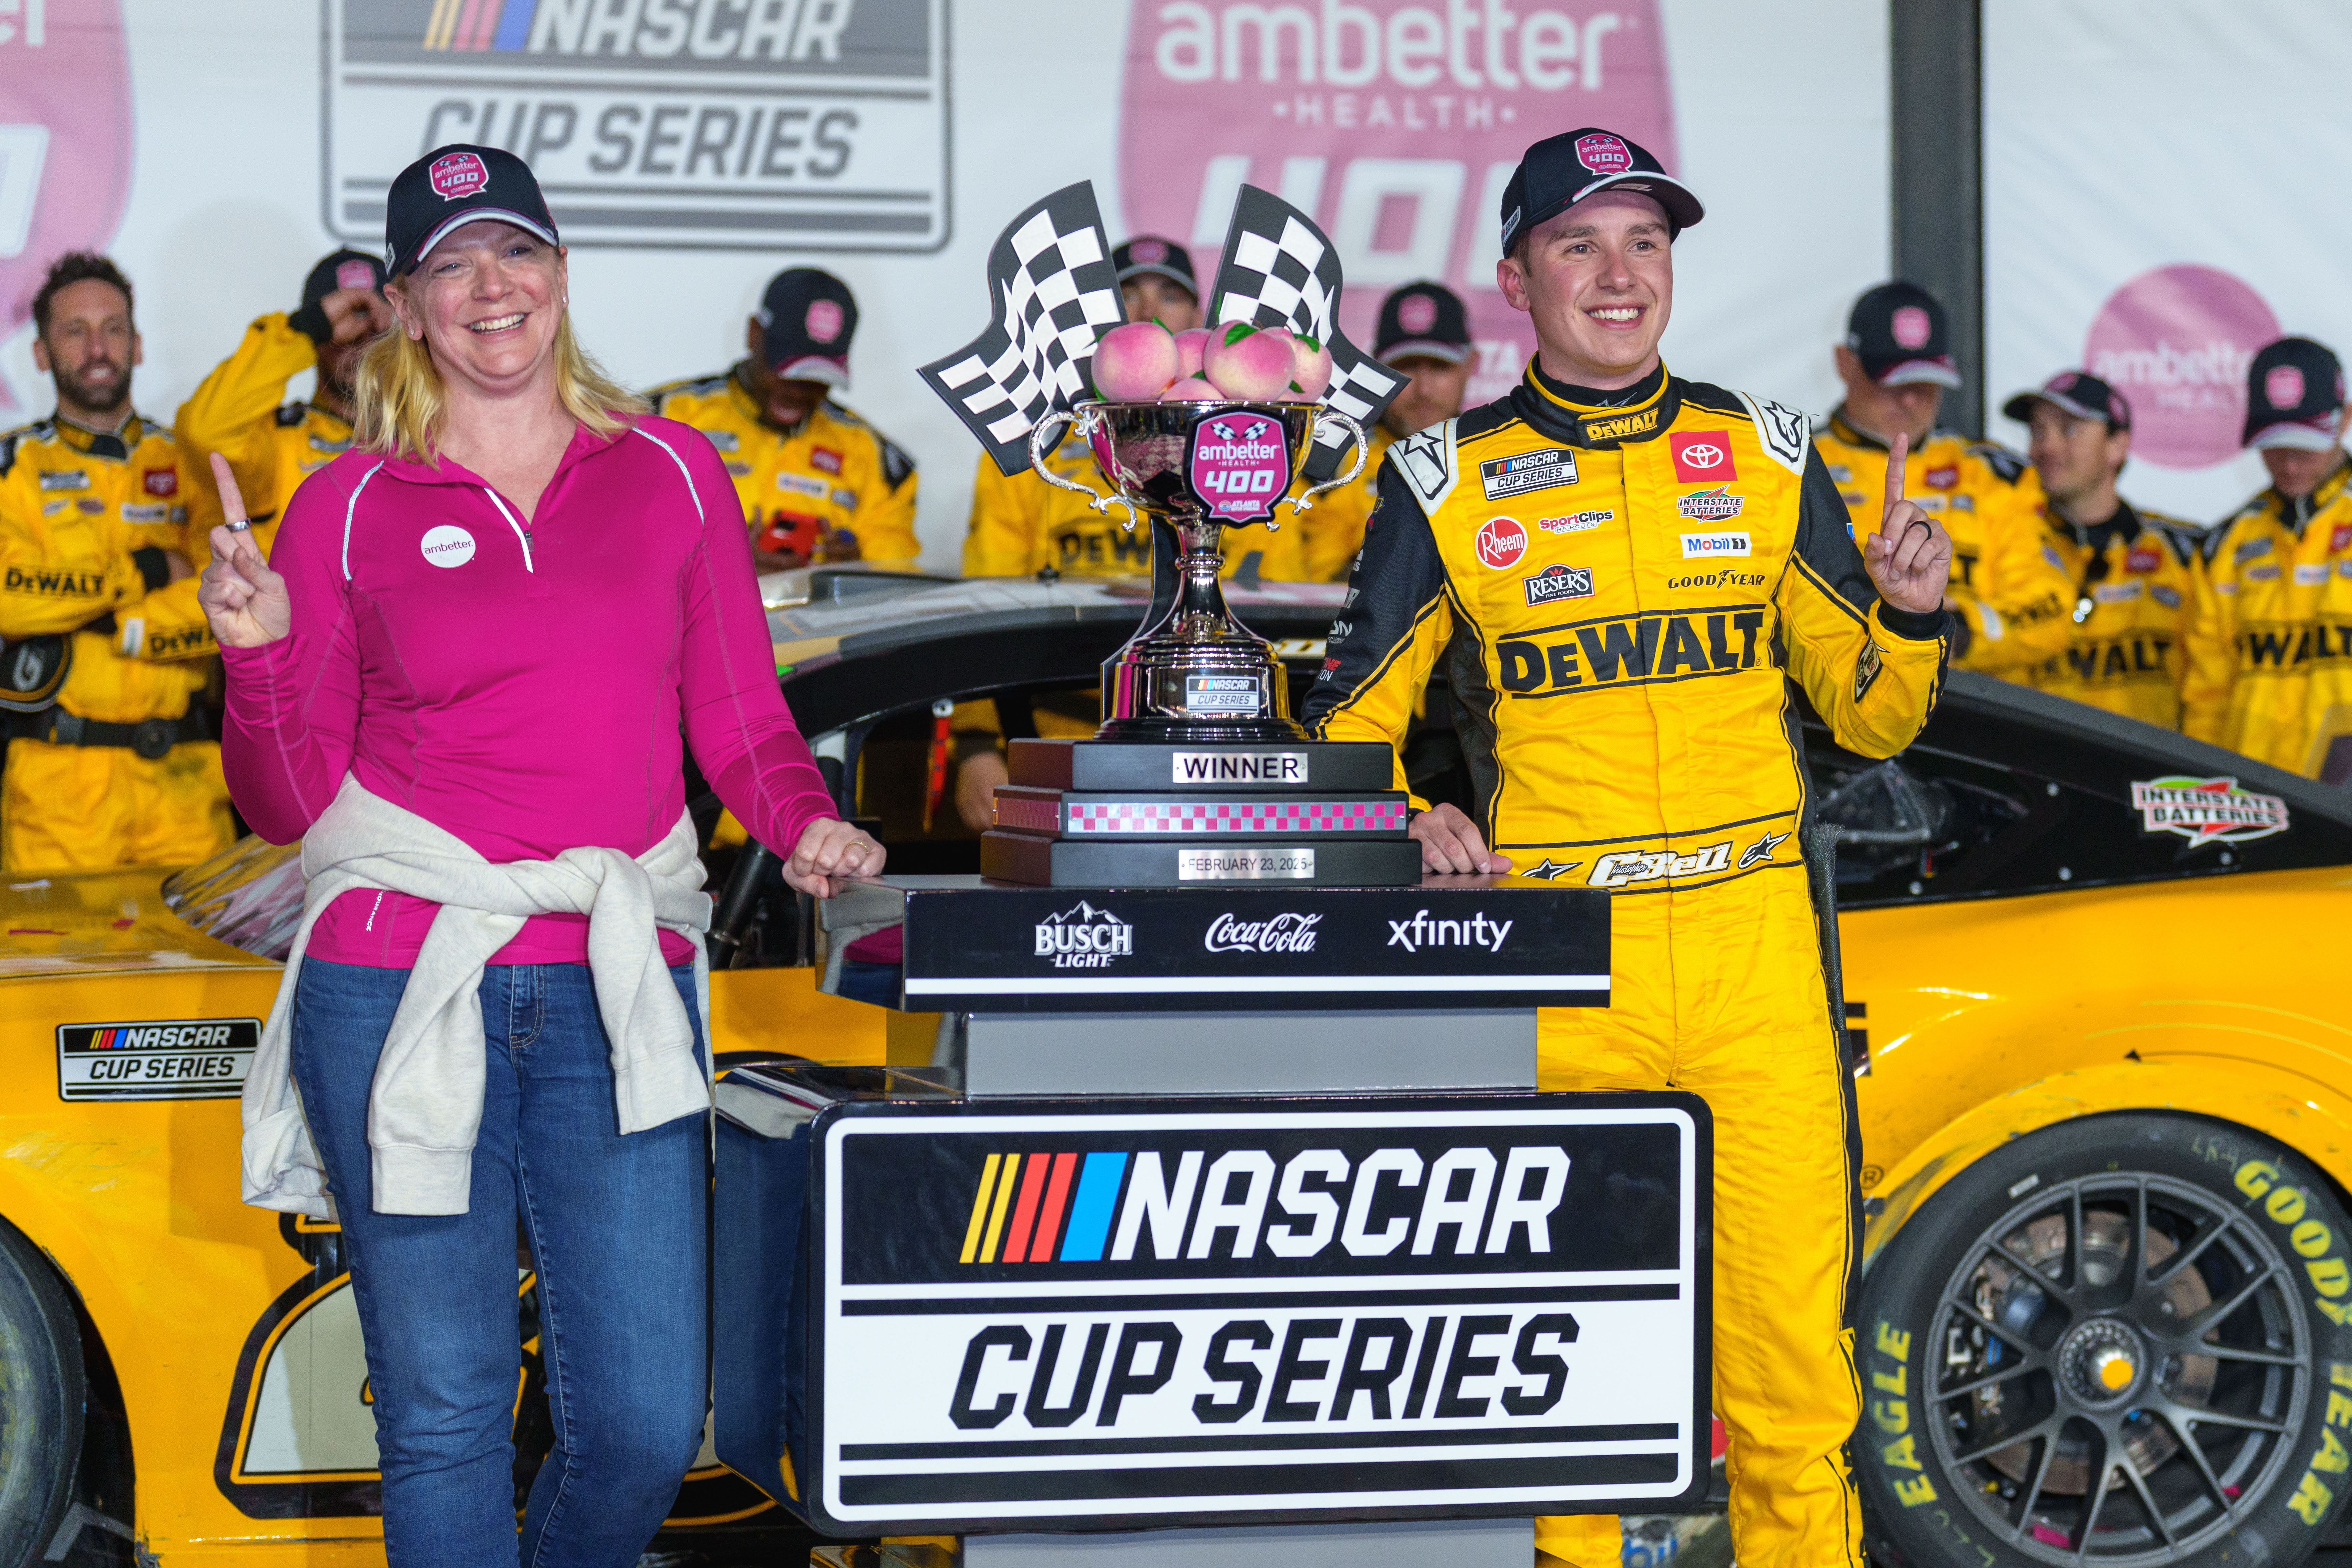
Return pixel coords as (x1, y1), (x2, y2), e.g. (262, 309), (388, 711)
(0, 867), (274, 981)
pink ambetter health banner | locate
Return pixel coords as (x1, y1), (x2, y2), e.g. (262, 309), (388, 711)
(0, 0), (133, 411)
(1119, 0), (1677, 406)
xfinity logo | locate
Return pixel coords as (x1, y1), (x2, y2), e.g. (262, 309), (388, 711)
(1035, 901), (1134, 968)
(1203, 912), (1322, 953)
(1385, 909), (1513, 953)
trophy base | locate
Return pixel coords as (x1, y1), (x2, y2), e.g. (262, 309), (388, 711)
(994, 785), (1410, 840)
(1092, 713), (1308, 745)
(981, 831), (1424, 888)
(1008, 737), (1400, 792)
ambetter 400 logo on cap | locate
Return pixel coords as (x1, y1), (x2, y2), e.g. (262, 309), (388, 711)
(322, 0), (949, 252)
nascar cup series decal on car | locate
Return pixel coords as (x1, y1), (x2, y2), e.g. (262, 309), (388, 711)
(1476, 516), (1529, 568)
(1541, 510), (1612, 533)
(1035, 901), (1133, 967)
(2131, 776), (2291, 846)
(1480, 448), (1577, 500)
(1524, 564), (1594, 606)
(1679, 531), (1751, 558)
(1676, 488), (1743, 523)
(1669, 431), (1735, 483)
(419, 523), (475, 567)
(57, 1018), (258, 1101)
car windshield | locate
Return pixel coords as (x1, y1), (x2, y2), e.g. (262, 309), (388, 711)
(161, 835), (304, 961)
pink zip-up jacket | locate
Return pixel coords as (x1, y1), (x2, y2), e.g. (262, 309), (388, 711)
(220, 414), (838, 968)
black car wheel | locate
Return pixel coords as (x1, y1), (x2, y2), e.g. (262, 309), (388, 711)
(0, 1219), (83, 1566)
(1857, 1113), (2352, 1568)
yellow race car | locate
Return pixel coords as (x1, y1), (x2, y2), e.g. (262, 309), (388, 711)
(0, 570), (2346, 1567)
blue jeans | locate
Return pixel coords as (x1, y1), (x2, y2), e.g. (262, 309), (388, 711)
(293, 960), (710, 1568)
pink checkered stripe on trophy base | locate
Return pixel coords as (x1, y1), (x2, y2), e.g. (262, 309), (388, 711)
(1059, 800), (1409, 834)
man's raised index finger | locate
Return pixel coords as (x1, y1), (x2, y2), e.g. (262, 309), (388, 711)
(1882, 431), (1910, 516)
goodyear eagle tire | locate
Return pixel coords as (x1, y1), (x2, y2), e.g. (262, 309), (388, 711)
(1855, 1113), (2352, 1568)
(0, 1218), (82, 1567)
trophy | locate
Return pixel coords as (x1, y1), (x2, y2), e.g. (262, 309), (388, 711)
(1027, 398), (1367, 743)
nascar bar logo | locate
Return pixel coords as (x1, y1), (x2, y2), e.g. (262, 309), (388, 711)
(1481, 447), (1577, 500)
(58, 1018), (258, 1101)
(321, 0), (949, 253)
(811, 1100), (1706, 1531)
(2131, 776), (2291, 847)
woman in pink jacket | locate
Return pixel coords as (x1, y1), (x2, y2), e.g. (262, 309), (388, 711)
(197, 144), (883, 1565)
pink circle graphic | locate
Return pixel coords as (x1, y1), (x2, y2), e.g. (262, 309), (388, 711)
(2083, 265), (2280, 470)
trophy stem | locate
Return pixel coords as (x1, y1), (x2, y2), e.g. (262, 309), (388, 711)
(1097, 511), (1308, 744)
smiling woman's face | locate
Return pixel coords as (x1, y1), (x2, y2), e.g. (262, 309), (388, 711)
(390, 220), (565, 396)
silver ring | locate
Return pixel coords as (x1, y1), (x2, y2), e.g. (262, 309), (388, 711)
(225, 518), (251, 534)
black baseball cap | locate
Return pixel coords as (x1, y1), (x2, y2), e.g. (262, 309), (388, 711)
(2002, 369), (2130, 432)
(1374, 282), (1471, 365)
(1498, 127), (1703, 254)
(301, 248), (385, 311)
(383, 144), (559, 278)
(2243, 336), (2347, 451)
(1846, 282), (1962, 389)
(1112, 236), (1197, 296)
(757, 268), (858, 388)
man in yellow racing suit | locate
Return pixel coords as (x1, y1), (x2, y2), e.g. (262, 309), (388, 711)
(0, 253), (223, 872)
(173, 248), (389, 540)
(652, 267), (919, 572)
(2183, 335), (2352, 777)
(1814, 282), (2067, 681)
(1304, 128), (1952, 1568)
(2001, 370), (2205, 727)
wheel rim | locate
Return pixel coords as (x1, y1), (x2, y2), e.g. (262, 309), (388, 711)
(1921, 1172), (2310, 1565)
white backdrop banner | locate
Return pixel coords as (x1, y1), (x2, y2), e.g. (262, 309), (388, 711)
(1, 0), (1887, 567)
(1985, 0), (2352, 527)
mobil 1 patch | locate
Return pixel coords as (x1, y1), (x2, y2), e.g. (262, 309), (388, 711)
(1482, 447), (1578, 500)
(58, 1018), (258, 1101)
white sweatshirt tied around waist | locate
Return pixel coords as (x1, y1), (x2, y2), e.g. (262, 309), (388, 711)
(242, 775), (714, 1219)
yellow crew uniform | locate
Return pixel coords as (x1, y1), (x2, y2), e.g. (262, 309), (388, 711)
(1299, 424), (1396, 582)
(1306, 362), (1947, 1568)
(2182, 459), (2352, 777)
(0, 414), (229, 872)
(172, 312), (351, 538)
(2027, 501), (2206, 728)
(1814, 412), (2068, 679)
(651, 367), (919, 569)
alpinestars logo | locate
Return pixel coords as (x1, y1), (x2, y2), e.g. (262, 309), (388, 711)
(1036, 902), (1134, 968)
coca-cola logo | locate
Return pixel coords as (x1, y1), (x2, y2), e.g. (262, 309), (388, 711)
(1117, 0), (1676, 409)
(1203, 912), (1323, 953)
(2084, 265), (2279, 470)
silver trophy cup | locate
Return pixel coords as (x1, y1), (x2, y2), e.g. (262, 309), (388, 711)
(1029, 399), (1368, 742)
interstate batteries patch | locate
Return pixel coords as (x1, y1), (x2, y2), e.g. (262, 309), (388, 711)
(58, 1018), (258, 1100)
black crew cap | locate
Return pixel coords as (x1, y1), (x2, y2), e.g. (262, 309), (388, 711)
(2243, 336), (2346, 451)
(2002, 369), (2130, 432)
(758, 267), (858, 389)
(1499, 127), (1702, 254)
(1112, 236), (1197, 296)
(301, 249), (386, 312)
(383, 144), (559, 278)
(1374, 281), (1471, 365)
(1846, 282), (1961, 389)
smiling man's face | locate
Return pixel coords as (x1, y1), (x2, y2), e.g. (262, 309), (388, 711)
(1496, 189), (1673, 390)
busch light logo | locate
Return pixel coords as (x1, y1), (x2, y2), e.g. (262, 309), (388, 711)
(1189, 413), (1291, 523)
(1119, 0), (1676, 408)
(322, 0), (949, 253)
(1035, 901), (1134, 969)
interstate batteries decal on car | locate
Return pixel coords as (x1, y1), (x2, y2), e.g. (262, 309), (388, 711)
(57, 1017), (257, 1100)
(2129, 776), (2291, 847)
(803, 1095), (1709, 1534)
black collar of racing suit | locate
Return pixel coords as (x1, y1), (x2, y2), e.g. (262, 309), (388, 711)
(1823, 406), (1967, 455)
(51, 410), (144, 462)
(2054, 497), (2144, 556)
(1509, 358), (1678, 449)
(2262, 449), (2352, 536)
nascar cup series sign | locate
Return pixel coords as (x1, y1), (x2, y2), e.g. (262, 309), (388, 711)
(804, 1095), (1709, 1532)
(321, 0), (949, 251)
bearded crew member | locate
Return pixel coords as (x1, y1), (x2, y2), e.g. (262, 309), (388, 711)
(0, 252), (224, 873)
(2003, 371), (2205, 727)
(652, 267), (918, 572)
(2183, 336), (2352, 778)
(175, 248), (392, 545)
(1303, 280), (1477, 582)
(1814, 282), (2068, 680)
(1302, 129), (1953, 1568)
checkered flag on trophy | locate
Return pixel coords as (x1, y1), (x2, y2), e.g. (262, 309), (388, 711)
(1207, 185), (1407, 482)
(920, 182), (1127, 477)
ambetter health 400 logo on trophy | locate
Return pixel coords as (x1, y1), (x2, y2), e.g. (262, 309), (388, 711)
(920, 184), (1421, 887)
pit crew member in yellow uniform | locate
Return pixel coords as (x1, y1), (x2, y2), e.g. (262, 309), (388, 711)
(2002, 370), (2204, 727)
(1302, 280), (1477, 581)
(0, 253), (224, 872)
(173, 248), (390, 541)
(651, 267), (918, 571)
(1303, 128), (1952, 1568)
(1815, 282), (2067, 680)
(2183, 335), (2352, 778)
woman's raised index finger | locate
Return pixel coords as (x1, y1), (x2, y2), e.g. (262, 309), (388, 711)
(1882, 432), (1910, 516)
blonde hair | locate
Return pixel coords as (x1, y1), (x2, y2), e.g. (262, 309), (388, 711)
(352, 309), (648, 463)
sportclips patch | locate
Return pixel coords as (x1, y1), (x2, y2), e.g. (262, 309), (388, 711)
(58, 1018), (257, 1100)
(804, 1095), (1710, 1534)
